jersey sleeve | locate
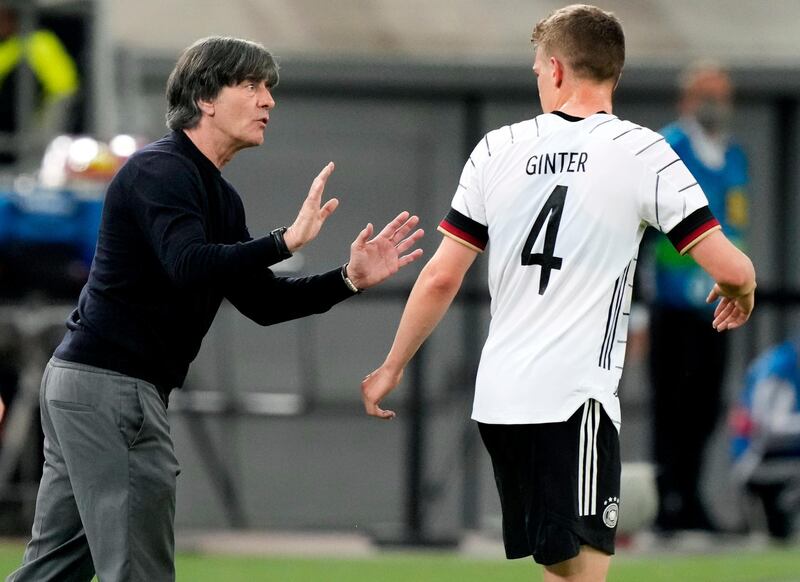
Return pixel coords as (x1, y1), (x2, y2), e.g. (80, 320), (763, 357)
(437, 135), (493, 252)
(636, 136), (720, 255)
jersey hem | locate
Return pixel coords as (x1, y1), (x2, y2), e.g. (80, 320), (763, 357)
(666, 206), (720, 254)
(438, 226), (485, 253)
(472, 394), (621, 432)
(439, 208), (488, 250)
(678, 224), (721, 255)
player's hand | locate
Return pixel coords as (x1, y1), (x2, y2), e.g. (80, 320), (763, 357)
(346, 212), (424, 290)
(283, 162), (339, 252)
(361, 365), (403, 419)
(706, 283), (755, 331)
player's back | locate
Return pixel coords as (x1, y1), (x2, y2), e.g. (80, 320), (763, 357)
(440, 111), (717, 427)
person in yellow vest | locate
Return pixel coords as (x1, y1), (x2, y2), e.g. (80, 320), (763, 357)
(0, 3), (79, 165)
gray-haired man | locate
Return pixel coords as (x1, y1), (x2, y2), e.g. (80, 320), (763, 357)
(8, 36), (424, 582)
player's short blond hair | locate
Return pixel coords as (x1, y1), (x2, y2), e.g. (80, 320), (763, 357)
(531, 4), (625, 84)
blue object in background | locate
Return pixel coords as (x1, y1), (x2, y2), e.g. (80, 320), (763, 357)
(0, 187), (103, 299)
(0, 188), (103, 266)
(0, 195), (13, 245)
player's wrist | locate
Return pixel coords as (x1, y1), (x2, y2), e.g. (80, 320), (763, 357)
(741, 281), (757, 296)
(722, 280), (757, 298)
(381, 359), (405, 379)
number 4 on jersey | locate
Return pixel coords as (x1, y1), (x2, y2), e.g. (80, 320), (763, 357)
(521, 185), (567, 295)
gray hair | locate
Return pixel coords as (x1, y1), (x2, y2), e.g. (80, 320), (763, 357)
(165, 36), (279, 131)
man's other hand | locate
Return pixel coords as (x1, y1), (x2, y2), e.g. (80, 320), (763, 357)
(346, 211), (424, 290)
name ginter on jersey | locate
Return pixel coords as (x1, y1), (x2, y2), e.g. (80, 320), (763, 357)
(526, 151), (589, 175)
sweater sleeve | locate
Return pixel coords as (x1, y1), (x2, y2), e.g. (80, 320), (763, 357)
(128, 152), (287, 288)
(225, 266), (356, 326)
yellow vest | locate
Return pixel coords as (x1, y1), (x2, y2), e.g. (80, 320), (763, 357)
(0, 30), (79, 104)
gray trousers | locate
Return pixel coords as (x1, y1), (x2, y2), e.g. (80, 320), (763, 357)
(7, 358), (180, 582)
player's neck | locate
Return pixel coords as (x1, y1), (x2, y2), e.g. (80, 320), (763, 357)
(552, 83), (614, 118)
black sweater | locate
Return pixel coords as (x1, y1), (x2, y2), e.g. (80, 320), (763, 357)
(55, 130), (354, 395)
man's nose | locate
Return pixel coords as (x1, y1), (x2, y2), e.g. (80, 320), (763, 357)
(260, 88), (275, 109)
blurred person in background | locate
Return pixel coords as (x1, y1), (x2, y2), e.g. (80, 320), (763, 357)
(7, 36), (423, 582)
(0, 2), (79, 538)
(731, 337), (800, 541)
(0, 2), (79, 167)
(361, 5), (755, 582)
(647, 62), (749, 534)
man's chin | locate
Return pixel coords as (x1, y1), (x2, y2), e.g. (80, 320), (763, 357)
(239, 134), (265, 149)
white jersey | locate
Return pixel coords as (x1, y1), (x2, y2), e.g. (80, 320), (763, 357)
(438, 112), (720, 428)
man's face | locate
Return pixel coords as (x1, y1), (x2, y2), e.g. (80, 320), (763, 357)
(209, 79), (275, 149)
(681, 70), (733, 135)
(533, 47), (557, 113)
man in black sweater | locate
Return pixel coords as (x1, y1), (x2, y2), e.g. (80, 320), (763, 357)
(7, 36), (423, 582)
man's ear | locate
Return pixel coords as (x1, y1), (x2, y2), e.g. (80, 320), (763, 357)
(552, 56), (564, 89)
(197, 97), (215, 117)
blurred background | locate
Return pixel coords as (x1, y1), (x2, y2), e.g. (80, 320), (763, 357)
(1, 0), (800, 575)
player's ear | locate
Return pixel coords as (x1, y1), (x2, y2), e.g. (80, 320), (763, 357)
(552, 56), (564, 88)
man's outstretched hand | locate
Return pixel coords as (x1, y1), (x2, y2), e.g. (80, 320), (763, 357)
(346, 211), (424, 290)
(284, 162), (340, 252)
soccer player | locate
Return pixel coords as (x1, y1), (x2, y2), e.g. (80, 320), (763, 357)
(361, 5), (755, 581)
(8, 37), (423, 582)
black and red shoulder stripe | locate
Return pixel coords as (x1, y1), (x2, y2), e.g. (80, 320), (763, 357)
(438, 208), (488, 252)
(667, 206), (721, 254)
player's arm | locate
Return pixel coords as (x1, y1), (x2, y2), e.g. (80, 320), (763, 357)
(361, 236), (478, 419)
(687, 230), (756, 331)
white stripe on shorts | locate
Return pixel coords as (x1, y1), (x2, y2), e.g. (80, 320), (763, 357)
(578, 400), (601, 516)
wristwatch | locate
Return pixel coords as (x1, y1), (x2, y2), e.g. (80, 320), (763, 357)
(270, 226), (293, 261)
(341, 263), (362, 294)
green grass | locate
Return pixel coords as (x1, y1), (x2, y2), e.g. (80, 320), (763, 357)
(2, 542), (799, 581)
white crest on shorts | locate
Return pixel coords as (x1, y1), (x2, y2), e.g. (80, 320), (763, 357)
(602, 497), (619, 528)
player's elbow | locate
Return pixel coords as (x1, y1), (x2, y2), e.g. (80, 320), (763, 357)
(421, 262), (464, 296)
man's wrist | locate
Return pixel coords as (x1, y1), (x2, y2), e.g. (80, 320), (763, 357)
(381, 360), (405, 380)
(742, 281), (757, 296)
(342, 263), (363, 294)
(720, 280), (757, 298)
(282, 226), (300, 253)
(270, 227), (293, 260)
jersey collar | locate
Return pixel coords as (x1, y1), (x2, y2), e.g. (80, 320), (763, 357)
(551, 110), (609, 122)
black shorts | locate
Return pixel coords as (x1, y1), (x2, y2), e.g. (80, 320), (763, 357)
(478, 399), (620, 566)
